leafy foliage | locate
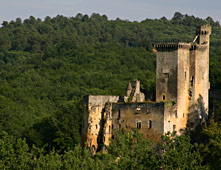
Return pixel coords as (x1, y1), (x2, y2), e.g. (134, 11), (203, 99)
(199, 122), (221, 170)
(0, 131), (30, 170)
(106, 129), (158, 170)
(158, 132), (206, 170)
(0, 130), (207, 170)
(0, 12), (220, 169)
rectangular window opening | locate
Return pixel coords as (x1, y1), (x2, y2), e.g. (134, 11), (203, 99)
(164, 73), (169, 78)
(118, 109), (121, 119)
(149, 120), (152, 129)
(191, 76), (194, 86)
(175, 110), (178, 118)
(137, 122), (141, 129)
(163, 95), (165, 100)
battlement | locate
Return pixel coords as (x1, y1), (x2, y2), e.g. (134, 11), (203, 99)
(155, 42), (191, 50)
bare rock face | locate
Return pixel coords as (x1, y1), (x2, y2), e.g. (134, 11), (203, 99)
(82, 25), (211, 153)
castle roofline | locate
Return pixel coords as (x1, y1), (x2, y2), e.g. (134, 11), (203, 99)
(155, 42), (191, 50)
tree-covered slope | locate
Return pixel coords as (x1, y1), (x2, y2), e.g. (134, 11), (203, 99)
(0, 12), (221, 150)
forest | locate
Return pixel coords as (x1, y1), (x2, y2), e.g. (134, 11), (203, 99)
(0, 12), (220, 169)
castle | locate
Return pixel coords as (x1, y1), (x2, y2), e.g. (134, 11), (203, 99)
(81, 25), (211, 152)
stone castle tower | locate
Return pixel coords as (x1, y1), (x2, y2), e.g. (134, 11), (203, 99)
(155, 24), (211, 132)
(81, 25), (211, 152)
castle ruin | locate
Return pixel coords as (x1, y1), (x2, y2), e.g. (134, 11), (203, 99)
(81, 25), (211, 152)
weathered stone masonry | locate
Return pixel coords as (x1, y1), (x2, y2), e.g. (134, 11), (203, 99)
(81, 25), (211, 152)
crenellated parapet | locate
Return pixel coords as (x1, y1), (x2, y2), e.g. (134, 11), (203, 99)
(155, 42), (191, 51)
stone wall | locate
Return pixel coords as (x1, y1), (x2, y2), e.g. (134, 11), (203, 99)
(82, 95), (119, 151)
(111, 102), (166, 143)
(177, 47), (191, 131)
(163, 102), (179, 134)
(156, 48), (178, 103)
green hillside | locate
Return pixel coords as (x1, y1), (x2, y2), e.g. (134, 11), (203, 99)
(0, 12), (221, 169)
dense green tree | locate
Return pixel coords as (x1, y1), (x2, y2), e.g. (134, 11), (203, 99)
(0, 13), (220, 165)
(158, 132), (207, 170)
(106, 129), (158, 170)
(0, 131), (30, 170)
(0, 128), (218, 169)
(199, 122), (221, 170)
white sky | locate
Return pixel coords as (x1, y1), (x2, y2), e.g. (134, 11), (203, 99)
(0, 0), (220, 24)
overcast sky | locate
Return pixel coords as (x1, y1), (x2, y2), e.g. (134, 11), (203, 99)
(0, 0), (221, 24)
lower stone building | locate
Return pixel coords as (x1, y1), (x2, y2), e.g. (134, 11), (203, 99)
(81, 80), (177, 151)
